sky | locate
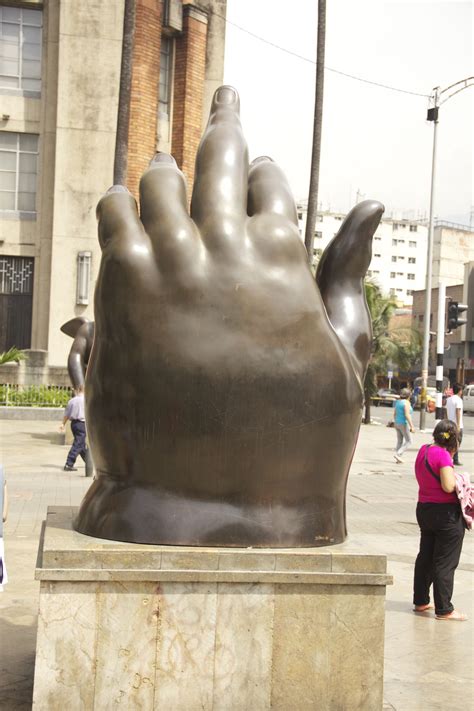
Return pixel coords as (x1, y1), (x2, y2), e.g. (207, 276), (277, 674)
(223, 0), (473, 225)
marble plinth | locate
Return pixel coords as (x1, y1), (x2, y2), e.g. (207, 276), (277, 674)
(33, 507), (392, 710)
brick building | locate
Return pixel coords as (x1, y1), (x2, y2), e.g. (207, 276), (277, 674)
(0, 0), (226, 365)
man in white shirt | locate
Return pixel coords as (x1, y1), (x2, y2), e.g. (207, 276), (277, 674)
(446, 384), (464, 466)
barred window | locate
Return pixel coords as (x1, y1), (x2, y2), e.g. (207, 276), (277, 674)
(159, 36), (173, 122)
(0, 6), (42, 93)
(0, 132), (38, 212)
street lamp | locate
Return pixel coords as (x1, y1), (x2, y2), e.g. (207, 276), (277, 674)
(418, 76), (474, 430)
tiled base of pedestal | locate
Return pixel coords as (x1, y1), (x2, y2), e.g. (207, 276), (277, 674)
(33, 507), (392, 710)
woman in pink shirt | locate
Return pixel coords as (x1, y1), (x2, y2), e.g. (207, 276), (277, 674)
(413, 419), (467, 620)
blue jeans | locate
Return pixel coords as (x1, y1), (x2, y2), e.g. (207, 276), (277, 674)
(66, 420), (87, 467)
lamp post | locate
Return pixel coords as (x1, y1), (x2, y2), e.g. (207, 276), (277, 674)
(418, 77), (473, 430)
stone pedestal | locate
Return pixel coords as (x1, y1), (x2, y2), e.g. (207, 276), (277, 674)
(33, 507), (392, 710)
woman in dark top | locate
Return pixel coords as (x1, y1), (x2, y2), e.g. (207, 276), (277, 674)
(413, 419), (466, 620)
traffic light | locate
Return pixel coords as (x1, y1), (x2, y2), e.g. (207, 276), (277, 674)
(447, 301), (468, 332)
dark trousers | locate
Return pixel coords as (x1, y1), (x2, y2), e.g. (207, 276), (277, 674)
(66, 420), (88, 467)
(413, 502), (465, 615)
(453, 428), (463, 465)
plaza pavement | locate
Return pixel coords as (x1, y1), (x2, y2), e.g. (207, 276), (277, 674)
(0, 407), (472, 710)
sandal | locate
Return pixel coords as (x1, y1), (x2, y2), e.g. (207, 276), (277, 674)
(413, 604), (433, 613)
(435, 610), (467, 621)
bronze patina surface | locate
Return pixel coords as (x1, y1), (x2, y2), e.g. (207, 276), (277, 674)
(60, 317), (95, 389)
(74, 86), (383, 546)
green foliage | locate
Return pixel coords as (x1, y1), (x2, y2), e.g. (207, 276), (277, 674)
(0, 347), (26, 365)
(363, 281), (422, 422)
(0, 384), (72, 408)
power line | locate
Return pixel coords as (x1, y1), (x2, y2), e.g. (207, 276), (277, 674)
(215, 10), (430, 99)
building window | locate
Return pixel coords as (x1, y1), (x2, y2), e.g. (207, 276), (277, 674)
(392, 239), (397, 246)
(367, 270), (372, 277)
(393, 224), (399, 231)
(409, 241), (416, 247)
(334, 216), (342, 221)
(0, 255), (34, 350)
(407, 273), (415, 280)
(390, 288), (396, 296)
(396, 288), (403, 293)
(398, 256), (405, 260)
(313, 248), (322, 257)
(396, 272), (403, 276)
(410, 225), (417, 232)
(0, 6), (42, 93)
(159, 36), (173, 122)
(374, 235), (381, 241)
(407, 289), (413, 295)
(408, 257), (416, 264)
(398, 239), (405, 244)
(76, 252), (92, 305)
(297, 211), (303, 220)
(0, 132), (38, 212)
(374, 253), (381, 258)
(315, 231), (322, 239)
(419, 314), (424, 322)
(392, 256), (397, 262)
(372, 270), (380, 275)
(390, 272), (395, 278)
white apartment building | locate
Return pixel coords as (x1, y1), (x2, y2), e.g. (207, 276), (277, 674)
(297, 205), (428, 307)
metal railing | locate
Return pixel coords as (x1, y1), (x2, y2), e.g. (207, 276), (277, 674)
(0, 384), (72, 408)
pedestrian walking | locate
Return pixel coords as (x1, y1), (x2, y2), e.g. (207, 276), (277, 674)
(446, 383), (464, 466)
(413, 419), (467, 621)
(60, 385), (89, 472)
(391, 388), (415, 463)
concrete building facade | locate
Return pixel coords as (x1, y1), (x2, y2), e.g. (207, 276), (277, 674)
(0, 0), (226, 366)
(411, 261), (474, 384)
(432, 222), (474, 287)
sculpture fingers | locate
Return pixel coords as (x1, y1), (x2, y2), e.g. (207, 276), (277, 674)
(316, 200), (384, 382)
(248, 156), (298, 223)
(95, 186), (158, 329)
(140, 153), (200, 271)
(191, 85), (248, 240)
(247, 156), (306, 263)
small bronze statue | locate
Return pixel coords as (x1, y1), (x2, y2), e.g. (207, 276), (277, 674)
(60, 317), (95, 389)
(74, 86), (383, 546)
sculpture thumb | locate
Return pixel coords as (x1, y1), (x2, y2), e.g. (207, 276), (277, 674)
(316, 200), (384, 383)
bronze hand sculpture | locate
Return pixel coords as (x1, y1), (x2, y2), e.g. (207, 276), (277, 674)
(74, 86), (383, 546)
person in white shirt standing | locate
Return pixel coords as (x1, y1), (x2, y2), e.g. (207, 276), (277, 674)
(60, 385), (88, 472)
(446, 384), (463, 466)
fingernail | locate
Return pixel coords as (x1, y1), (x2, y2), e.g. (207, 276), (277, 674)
(105, 185), (130, 195)
(215, 86), (238, 105)
(251, 156), (274, 166)
(150, 152), (176, 166)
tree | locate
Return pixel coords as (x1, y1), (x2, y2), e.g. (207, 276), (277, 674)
(363, 282), (422, 424)
(113, 0), (136, 185)
(304, 0), (326, 262)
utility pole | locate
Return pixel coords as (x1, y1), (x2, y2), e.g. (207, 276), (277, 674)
(304, 0), (326, 264)
(435, 282), (446, 423)
(419, 76), (473, 430)
(419, 88), (439, 430)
